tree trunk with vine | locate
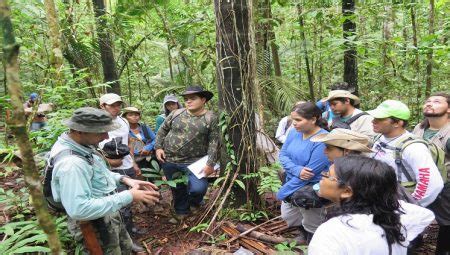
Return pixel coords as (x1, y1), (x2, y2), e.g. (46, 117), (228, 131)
(0, 1), (62, 253)
(215, 0), (261, 207)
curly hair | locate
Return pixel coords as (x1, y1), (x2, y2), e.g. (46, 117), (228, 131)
(330, 156), (406, 254)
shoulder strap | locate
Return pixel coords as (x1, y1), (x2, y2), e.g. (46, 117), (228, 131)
(51, 149), (94, 166)
(345, 112), (368, 125)
(378, 135), (416, 182)
(169, 108), (187, 126)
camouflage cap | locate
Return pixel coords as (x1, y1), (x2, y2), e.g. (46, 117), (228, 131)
(63, 107), (121, 133)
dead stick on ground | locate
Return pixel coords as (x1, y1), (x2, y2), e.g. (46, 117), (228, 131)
(142, 241), (151, 254)
(226, 215), (282, 244)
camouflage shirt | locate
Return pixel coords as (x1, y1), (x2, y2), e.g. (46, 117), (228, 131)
(154, 109), (219, 166)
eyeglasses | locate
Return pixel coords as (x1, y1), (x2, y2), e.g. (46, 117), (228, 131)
(321, 171), (343, 184)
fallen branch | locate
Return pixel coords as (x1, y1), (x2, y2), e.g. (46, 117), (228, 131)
(226, 215), (282, 244)
(236, 223), (294, 244)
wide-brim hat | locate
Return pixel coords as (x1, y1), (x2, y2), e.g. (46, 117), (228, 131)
(311, 128), (373, 152)
(121, 106), (141, 117)
(325, 90), (360, 105)
(180, 86), (213, 101)
(63, 107), (121, 133)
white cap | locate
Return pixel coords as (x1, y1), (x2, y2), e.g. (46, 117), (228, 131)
(99, 93), (123, 105)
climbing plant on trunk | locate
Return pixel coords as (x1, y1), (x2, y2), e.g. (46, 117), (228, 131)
(0, 1), (62, 254)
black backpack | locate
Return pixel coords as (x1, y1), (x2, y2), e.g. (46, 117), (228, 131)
(330, 112), (368, 130)
(43, 149), (94, 212)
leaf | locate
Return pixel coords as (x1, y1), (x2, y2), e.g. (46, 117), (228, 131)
(12, 246), (51, 253)
(167, 180), (177, 188)
(235, 180), (245, 191)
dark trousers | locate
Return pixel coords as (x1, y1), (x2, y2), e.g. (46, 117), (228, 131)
(162, 162), (208, 215)
(112, 167), (136, 235)
(436, 225), (450, 255)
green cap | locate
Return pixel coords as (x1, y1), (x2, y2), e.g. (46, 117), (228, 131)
(367, 100), (410, 120)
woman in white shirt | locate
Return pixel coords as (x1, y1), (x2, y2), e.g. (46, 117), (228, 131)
(309, 156), (435, 255)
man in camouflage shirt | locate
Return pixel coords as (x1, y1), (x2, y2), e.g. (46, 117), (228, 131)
(155, 86), (219, 223)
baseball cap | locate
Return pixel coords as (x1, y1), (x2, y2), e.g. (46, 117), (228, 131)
(99, 93), (123, 105)
(367, 100), (410, 120)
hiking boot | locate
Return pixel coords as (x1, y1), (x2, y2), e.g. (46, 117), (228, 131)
(168, 214), (187, 224)
(131, 242), (145, 252)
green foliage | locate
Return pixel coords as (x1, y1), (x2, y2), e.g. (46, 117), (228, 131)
(241, 163), (282, 195)
(238, 210), (268, 222)
(189, 222), (209, 233)
(275, 241), (302, 252)
(0, 216), (72, 254)
(0, 186), (32, 220)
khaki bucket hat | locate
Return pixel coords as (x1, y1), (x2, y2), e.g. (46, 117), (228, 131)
(311, 128), (373, 152)
(122, 106), (141, 117)
(325, 90), (360, 105)
(63, 107), (120, 133)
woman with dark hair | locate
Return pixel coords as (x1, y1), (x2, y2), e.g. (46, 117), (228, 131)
(155, 94), (182, 132)
(309, 156), (434, 255)
(277, 102), (331, 243)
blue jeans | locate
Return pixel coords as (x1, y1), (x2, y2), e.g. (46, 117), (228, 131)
(162, 162), (209, 215)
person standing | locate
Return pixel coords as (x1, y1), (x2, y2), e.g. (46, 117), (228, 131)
(412, 92), (450, 254)
(49, 107), (160, 254)
(122, 106), (157, 170)
(369, 100), (444, 207)
(325, 90), (376, 138)
(309, 156), (434, 255)
(277, 102), (330, 243)
(155, 86), (219, 224)
(155, 94), (182, 132)
(98, 93), (144, 252)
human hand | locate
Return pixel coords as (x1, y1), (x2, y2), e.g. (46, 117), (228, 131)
(156, 149), (166, 163)
(203, 165), (215, 177)
(133, 163), (141, 176)
(140, 149), (151, 156)
(299, 167), (314, 180)
(129, 186), (160, 206)
(122, 177), (159, 191)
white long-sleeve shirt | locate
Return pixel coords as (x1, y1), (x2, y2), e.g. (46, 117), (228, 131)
(309, 201), (435, 255)
(275, 116), (293, 144)
(372, 132), (444, 206)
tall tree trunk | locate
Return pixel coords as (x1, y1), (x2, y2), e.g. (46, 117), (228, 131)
(382, 4), (392, 88)
(342, 0), (358, 95)
(411, 0), (422, 117)
(297, 4), (315, 101)
(92, 0), (121, 95)
(425, 0), (434, 97)
(0, 1), (62, 254)
(43, 0), (64, 85)
(215, 0), (260, 207)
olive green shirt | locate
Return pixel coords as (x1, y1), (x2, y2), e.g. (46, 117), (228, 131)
(154, 109), (219, 166)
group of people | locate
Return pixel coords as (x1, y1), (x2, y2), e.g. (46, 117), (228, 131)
(276, 83), (449, 254)
(41, 81), (449, 254)
(47, 86), (219, 254)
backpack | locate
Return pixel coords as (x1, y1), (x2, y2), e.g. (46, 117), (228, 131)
(330, 112), (368, 130)
(43, 149), (94, 212)
(376, 134), (447, 184)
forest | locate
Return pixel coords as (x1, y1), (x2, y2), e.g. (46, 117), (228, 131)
(0, 0), (448, 254)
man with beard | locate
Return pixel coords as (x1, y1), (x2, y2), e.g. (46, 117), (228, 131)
(413, 92), (450, 255)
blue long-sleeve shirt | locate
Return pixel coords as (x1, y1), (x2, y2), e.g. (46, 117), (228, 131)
(50, 133), (133, 220)
(129, 123), (156, 155)
(277, 128), (330, 200)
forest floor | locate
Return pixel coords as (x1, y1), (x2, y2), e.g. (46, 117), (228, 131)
(0, 159), (440, 254)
